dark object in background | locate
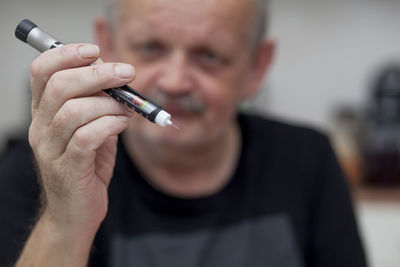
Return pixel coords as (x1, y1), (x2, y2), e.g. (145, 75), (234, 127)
(361, 65), (400, 186)
(330, 107), (363, 187)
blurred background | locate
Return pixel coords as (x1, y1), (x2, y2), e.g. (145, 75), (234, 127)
(1, 0), (400, 266)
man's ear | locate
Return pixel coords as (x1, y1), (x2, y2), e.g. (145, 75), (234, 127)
(94, 16), (115, 62)
(243, 40), (275, 99)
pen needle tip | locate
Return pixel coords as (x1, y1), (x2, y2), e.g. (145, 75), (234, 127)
(168, 121), (179, 130)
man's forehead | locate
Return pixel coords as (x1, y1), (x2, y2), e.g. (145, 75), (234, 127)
(116, 0), (257, 35)
(117, 0), (257, 14)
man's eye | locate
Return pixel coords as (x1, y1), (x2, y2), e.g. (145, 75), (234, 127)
(135, 43), (165, 60)
(197, 51), (223, 67)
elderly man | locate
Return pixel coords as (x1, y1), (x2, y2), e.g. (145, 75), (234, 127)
(0, 0), (366, 266)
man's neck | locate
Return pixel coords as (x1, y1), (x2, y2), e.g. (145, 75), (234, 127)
(122, 122), (241, 198)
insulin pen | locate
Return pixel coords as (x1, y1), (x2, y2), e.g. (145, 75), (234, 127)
(15, 19), (177, 128)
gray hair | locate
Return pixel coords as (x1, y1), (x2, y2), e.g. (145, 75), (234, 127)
(252, 0), (269, 50)
(106, 0), (269, 51)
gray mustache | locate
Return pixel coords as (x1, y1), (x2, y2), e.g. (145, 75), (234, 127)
(148, 91), (206, 113)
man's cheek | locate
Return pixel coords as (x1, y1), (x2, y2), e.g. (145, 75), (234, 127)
(207, 98), (236, 122)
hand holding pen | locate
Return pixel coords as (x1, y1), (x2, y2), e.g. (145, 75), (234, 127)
(14, 20), (141, 263)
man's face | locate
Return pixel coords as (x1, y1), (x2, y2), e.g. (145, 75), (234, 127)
(111, 0), (264, 147)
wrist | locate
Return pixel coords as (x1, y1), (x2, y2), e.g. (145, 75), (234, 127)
(40, 185), (108, 234)
(15, 211), (99, 267)
(40, 210), (99, 246)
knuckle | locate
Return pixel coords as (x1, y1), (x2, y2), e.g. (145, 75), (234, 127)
(30, 58), (51, 84)
(29, 125), (50, 164)
(51, 100), (79, 133)
(30, 58), (42, 78)
(28, 124), (38, 149)
(58, 45), (69, 58)
(60, 100), (79, 120)
(91, 65), (103, 81)
(47, 72), (67, 99)
(51, 110), (67, 130)
(36, 143), (49, 164)
(74, 128), (92, 149)
(93, 64), (115, 83)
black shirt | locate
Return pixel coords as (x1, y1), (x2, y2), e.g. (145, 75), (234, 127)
(0, 114), (367, 267)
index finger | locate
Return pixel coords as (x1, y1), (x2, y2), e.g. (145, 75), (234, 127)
(30, 43), (100, 112)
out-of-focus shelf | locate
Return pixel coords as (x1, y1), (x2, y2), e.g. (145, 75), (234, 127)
(353, 186), (400, 203)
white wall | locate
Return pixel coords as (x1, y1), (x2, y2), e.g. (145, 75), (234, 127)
(256, 0), (400, 130)
(1, 0), (400, 149)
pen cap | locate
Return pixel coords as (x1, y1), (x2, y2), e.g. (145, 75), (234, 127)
(15, 20), (61, 53)
(155, 110), (172, 127)
(15, 19), (37, 43)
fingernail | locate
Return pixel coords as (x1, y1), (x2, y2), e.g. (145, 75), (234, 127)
(114, 64), (135, 78)
(78, 44), (100, 58)
(117, 115), (129, 123)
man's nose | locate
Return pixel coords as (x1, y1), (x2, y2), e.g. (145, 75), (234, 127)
(157, 51), (193, 94)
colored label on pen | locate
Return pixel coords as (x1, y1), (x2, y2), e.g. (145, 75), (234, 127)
(141, 101), (149, 109)
(131, 95), (147, 109)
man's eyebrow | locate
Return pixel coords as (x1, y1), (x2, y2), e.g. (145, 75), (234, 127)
(125, 34), (159, 43)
